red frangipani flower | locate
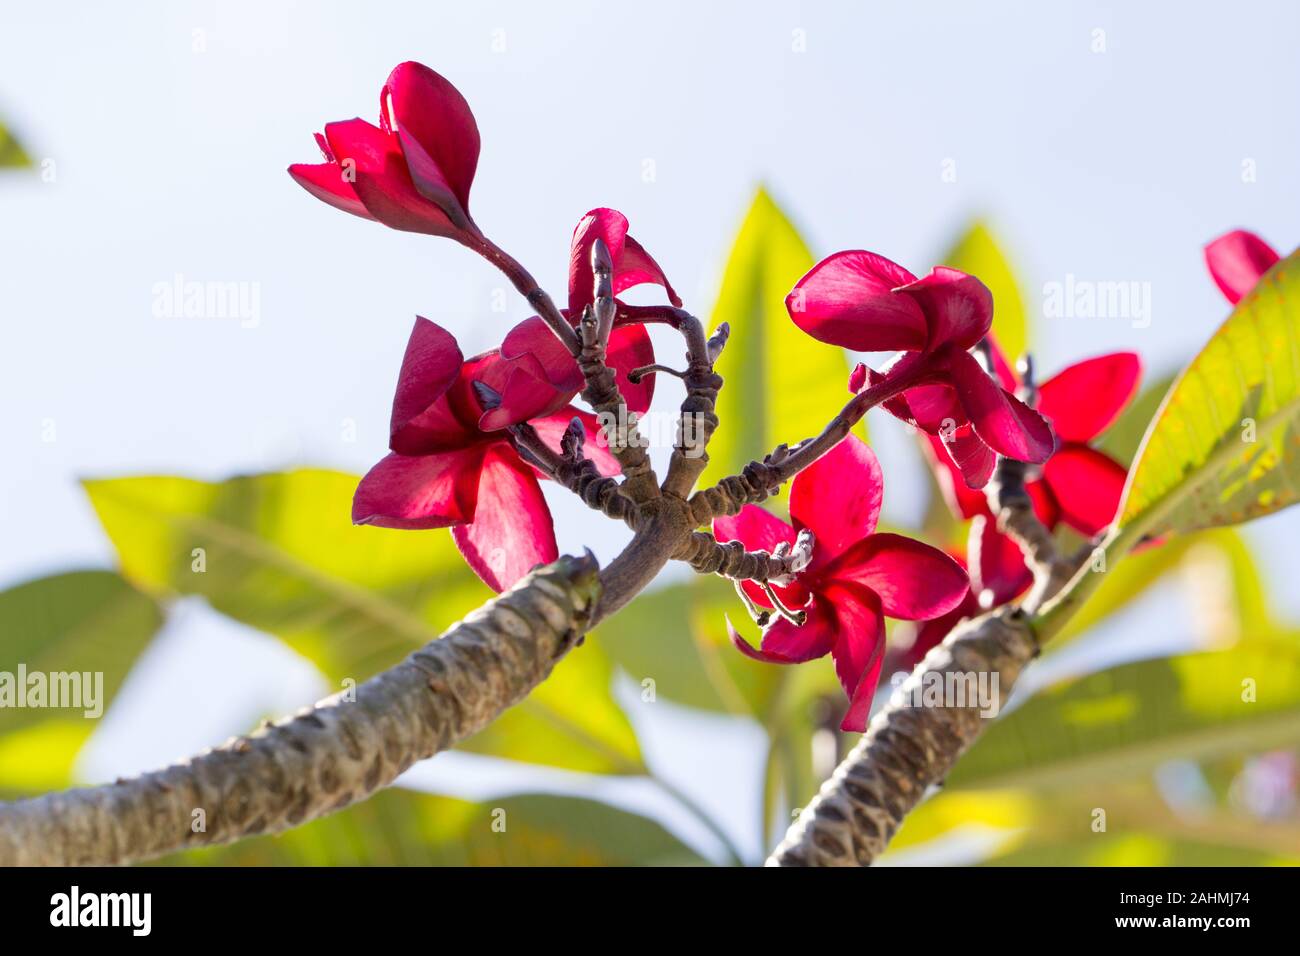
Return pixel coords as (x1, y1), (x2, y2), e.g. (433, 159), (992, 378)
(927, 342), (1141, 599)
(787, 251), (1054, 488)
(897, 558), (982, 672)
(353, 317), (619, 592)
(499, 208), (679, 418)
(290, 62), (483, 244)
(1205, 229), (1282, 304)
(715, 435), (969, 732)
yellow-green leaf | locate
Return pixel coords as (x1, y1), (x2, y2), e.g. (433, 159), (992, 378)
(1055, 527), (1267, 645)
(0, 571), (163, 792)
(596, 575), (784, 717)
(940, 221), (1028, 363)
(1118, 249), (1300, 541)
(699, 187), (862, 490)
(0, 120), (30, 168)
(947, 635), (1300, 792)
(83, 470), (642, 775)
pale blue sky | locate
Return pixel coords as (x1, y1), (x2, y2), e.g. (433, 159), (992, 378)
(2, 0), (1298, 862)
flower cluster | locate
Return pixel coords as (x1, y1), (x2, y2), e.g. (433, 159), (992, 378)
(292, 63), (675, 591)
(293, 61), (1154, 731)
(895, 226), (1278, 669)
(717, 436), (967, 731)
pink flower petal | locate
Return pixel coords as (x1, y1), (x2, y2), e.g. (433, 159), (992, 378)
(825, 583), (886, 732)
(727, 617), (791, 664)
(900, 590), (980, 670)
(1205, 229), (1280, 304)
(940, 423), (997, 490)
(941, 348), (1054, 463)
(1037, 352), (1141, 443)
(607, 323), (656, 415)
(499, 316), (585, 393)
(615, 233), (681, 307)
(713, 503), (796, 553)
(567, 209), (679, 314)
(322, 118), (457, 237)
(389, 318), (465, 448)
(840, 647), (885, 733)
(862, 360), (966, 434)
(528, 407), (621, 476)
(452, 445), (558, 592)
(826, 533), (969, 621)
(848, 362), (868, 393)
(924, 432), (989, 518)
(895, 266), (994, 351)
(786, 250), (928, 352)
(1043, 444), (1128, 537)
(789, 434), (883, 562)
(901, 383), (966, 433)
(352, 446), (485, 529)
(391, 351), (492, 455)
(971, 517), (1032, 604)
(287, 162), (374, 220)
(1027, 478), (1061, 529)
(861, 363), (923, 425)
(383, 62), (480, 226)
(477, 350), (573, 432)
(759, 597), (838, 663)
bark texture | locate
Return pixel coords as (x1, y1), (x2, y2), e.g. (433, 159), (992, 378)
(766, 605), (1038, 866)
(0, 555), (601, 866)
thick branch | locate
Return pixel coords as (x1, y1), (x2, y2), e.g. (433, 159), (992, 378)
(766, 605), (1038, 866)
(0, 556), (601, 866)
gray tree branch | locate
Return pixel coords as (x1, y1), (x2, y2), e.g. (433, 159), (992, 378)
(0, 556), (601, 866)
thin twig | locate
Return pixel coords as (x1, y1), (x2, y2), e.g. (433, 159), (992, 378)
(674, 527), (814, 585)
(473, 236), (580, 356)
(578, 240), (659, 502)
(689, 357), (932, 525)
(510, 420), (639, 528)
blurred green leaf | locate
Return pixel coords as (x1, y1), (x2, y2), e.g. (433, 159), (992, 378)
(0, 120), (31, 168)
(1097, 373), (1175, 469)
(84, 470), (642, 774)
(1118, 248), (1300, 540)
(596, 575), (780, 716)
(1049, 375), (1270, 646)
(986, 832), (1295, 866)
(700, 187), (862, 490)
(889, 779), (1300, 866)
(1056, 527), (1267, 645)
(947, 636), (1300, 792)
(0, 571), (163, 792)
(940, 221), (1028, 362)
(159, 789), (706, 866)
